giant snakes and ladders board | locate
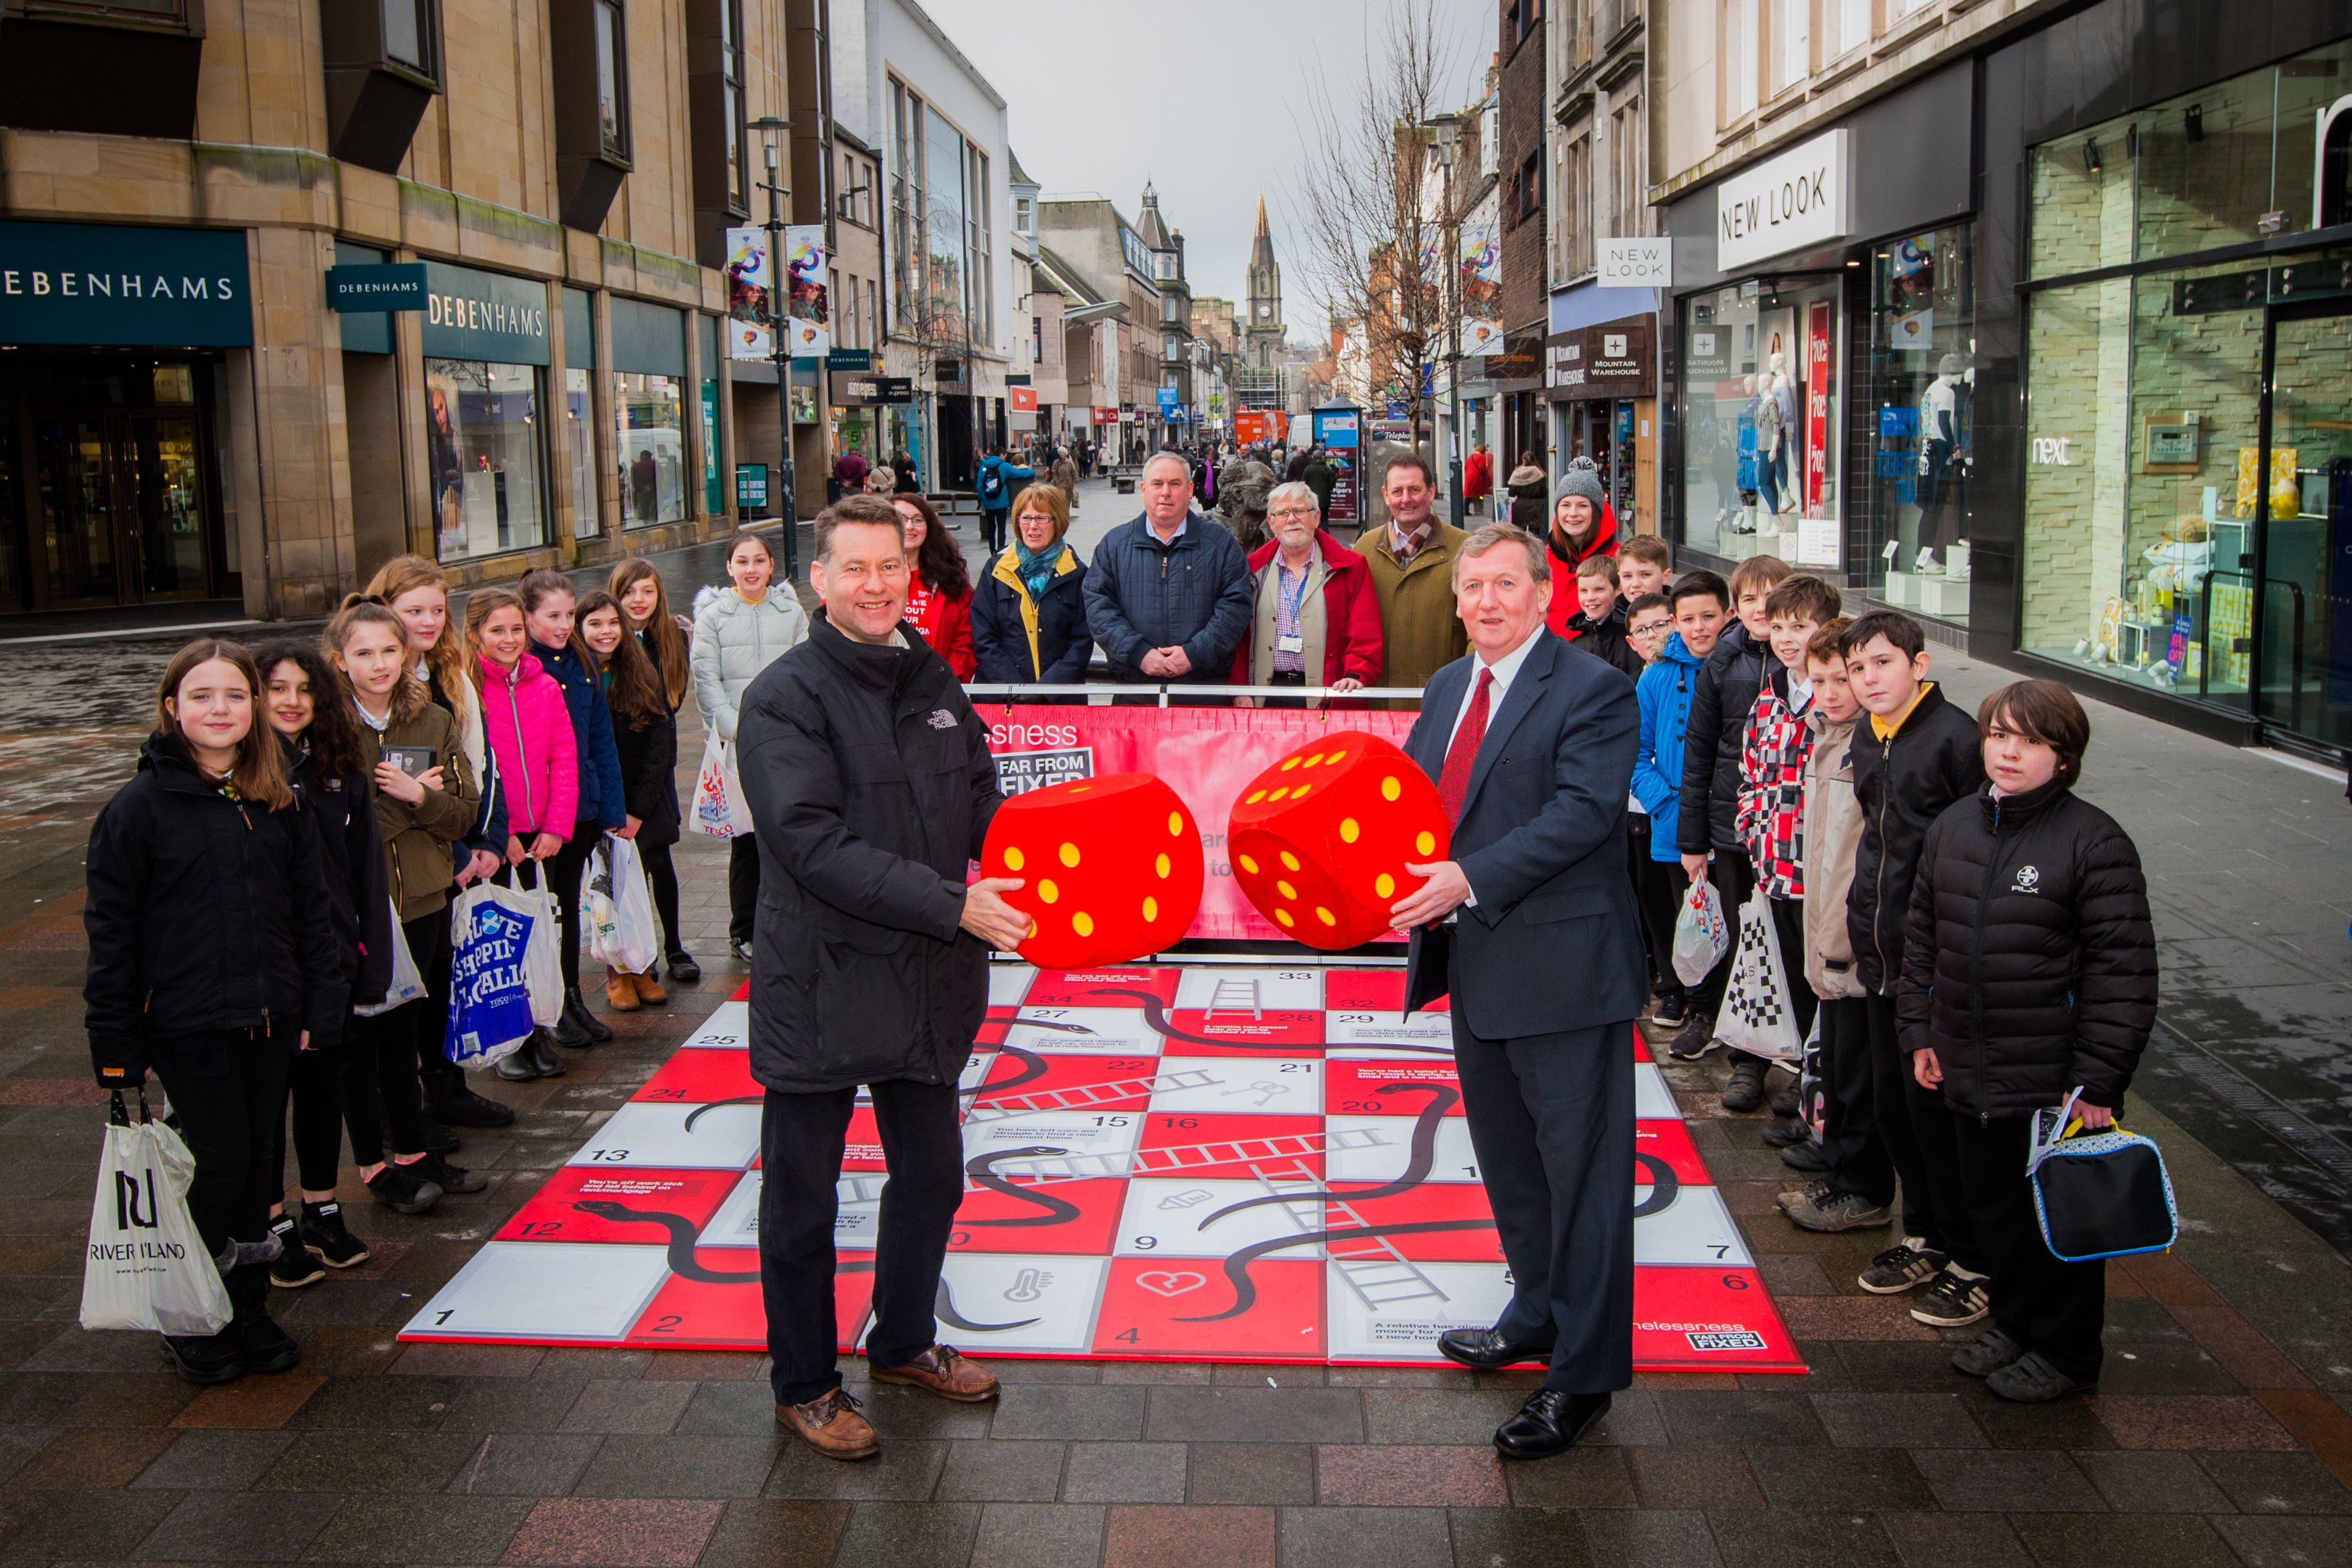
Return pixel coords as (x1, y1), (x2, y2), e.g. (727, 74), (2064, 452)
(401, 969), (1805, 1373)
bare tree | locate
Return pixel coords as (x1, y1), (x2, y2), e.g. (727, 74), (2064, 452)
(1293, 0), (1455, 460)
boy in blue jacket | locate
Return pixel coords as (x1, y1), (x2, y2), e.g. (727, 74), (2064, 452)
(976, 448), (1035, 552)
(1634, 572), (1731, 1031)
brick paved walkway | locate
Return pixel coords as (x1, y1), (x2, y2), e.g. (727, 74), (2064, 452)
(3, 628), (2351, 1565)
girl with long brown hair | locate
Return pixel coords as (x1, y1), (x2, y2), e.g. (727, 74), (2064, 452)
(579, 589), (680, 1008)
(610, 558), (698, 983)
(84, 640), (346, 1385)
(889, 491), (976, 678)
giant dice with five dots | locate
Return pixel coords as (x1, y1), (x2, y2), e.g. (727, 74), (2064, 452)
(1227, 732), (1451, 950)
(980, 773), (1206, 968)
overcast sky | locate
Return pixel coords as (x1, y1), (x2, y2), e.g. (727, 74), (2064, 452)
(915, 0), (1495, 346)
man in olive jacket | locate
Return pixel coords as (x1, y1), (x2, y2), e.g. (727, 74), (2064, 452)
(735, 495), (1031, 1463)
(1360, 452), (1470, 695)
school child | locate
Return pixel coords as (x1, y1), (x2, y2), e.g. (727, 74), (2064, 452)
(330, 603), (487, 1206)
(1562, 555), (1644, 679)
(467, 587), (579, 1082)
(1633, 573), (1732, 1033)
(577, 589), (677, 1010)
(1620, 591), (1678, 1019)
(1617, 535), (1673, 603)
(253, 640), (391, 1285)
(1840, 608), (1993, 1327)
(518, 571), (628, 1045)
(85, 641), (348, 1383)
(611, 557), (699, 983)
(1900, 679), (2155, 1400)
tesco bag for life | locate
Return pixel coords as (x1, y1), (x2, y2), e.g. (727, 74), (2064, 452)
(1671, 877), (1731, 987)
(443, 869), (562, 1069)
(81, 1089), (232, 1337)
(1716, 890), (1803, 1062)
(352, 896), (427, 1017)
(583, 834), (661, 973)
(691, 735), (754, 837)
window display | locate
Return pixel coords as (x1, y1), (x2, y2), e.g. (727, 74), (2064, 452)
(565, 368), (599, 539)
(1865, 226), (1975, 622)
(1676, 279), (1839, 567)
(615, 372), (685, 528)
(426, 359), (548, 563)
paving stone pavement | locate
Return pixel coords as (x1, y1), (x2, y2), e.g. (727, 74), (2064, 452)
(2, 513), (2351, 1565)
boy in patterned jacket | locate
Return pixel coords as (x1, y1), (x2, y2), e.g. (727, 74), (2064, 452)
(1727, 576), (1845, 1112)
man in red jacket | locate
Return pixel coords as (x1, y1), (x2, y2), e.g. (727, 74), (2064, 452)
(1230, 481), (1384, 702)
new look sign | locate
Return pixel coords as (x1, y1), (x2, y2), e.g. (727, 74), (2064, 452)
(1715, 129), (1849, 274)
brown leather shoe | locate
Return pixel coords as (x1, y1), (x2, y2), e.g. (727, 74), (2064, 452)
(775, 1388), (878, 1460)
(603, 970), (642, 1013)
(631, 968), (668, 1006)
(869, 1343), (999, 1402)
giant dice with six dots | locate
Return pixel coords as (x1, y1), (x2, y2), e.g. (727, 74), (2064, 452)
(1226, 732), (1450, 950)
(979, 772), (1206, 968)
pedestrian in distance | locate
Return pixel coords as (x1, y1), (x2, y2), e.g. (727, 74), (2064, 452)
(1463, 441), (1493, 515)
(465, 587), (577, 1082)
(1050, 446), (1079, 512)
(972, 483), (1093, 687)
(889, 491), (976, 679)
(975, 446), (1034, 552)
(735, 494), (1024, 1461)
(362, 555), (513, 1135)
(1900, 679), (2157, 1401)
(1505, 462), (1548, 531)
(1302, 446), (1335, 518)
(577, 590), (676, 1012)
(831, 446), (867, 501)
(1082, 452), (1254, 687)
(86, 640), (349, 1384)
(1839, 608), (1994, 1328)
(891, 449), (918, 494)
(611, 557), (701, 984)
(329, 602), (493, 1194)
(1229, 481), (1381, 701)
(252, 638), (391, 1287)
(693, 530), (812, 963)
(1634, 573), (1731, 1034)
(518, 571), (629, 1050)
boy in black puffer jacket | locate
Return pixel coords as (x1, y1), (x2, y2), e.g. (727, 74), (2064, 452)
(1899, 679), (2156, 1402)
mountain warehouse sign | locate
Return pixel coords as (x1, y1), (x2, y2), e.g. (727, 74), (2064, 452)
(1715, 129), (1849, 273)
(0, 220), (253, 346)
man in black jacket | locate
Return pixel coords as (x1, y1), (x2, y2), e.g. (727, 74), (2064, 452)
(736, 495), (1031, 1462)
(1082, 452), (1254, 685)
(1839, 609), (1991, 1328)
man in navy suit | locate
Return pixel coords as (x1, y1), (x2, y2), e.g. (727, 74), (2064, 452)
(1389, 520), (1645, 1459)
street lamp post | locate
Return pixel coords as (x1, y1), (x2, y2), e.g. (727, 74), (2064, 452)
(1432, 118), (1466, 528)
(751, 118), (799, 584)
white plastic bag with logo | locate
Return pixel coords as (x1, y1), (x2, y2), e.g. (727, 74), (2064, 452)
(583, 835), (661, 974)
(1671, 877), (1732, 987)
(1716, 889), (1803, 1062)
(690, 735), (754, 838)
(352, 896), (426, 1018)
(81, 1089), (232, 1336)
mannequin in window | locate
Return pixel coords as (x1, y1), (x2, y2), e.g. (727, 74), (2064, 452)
(1767, 351), (1798, 517)
(1753, 361), (1786, 520)
(1918, 353), (1972, 571)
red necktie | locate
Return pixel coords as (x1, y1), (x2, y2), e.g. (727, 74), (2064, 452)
(1437, 667), (1493, 825)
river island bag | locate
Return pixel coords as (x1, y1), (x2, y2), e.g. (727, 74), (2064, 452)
(81, 1089), (232, 1336)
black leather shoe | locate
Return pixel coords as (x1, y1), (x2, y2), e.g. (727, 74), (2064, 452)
(563, 985), (613, 1042)
(495, 1047), (540, 1082)
(1437, 1327), (1551, 1371)
(550, 1000), (591, 1047)
(427, 1087), (516, 1129)
(665, 951), (701, 984)
(1494, 1389), (1612, 1459)
(524, 1029), (565, 1078)
(729, 938), (755, 964)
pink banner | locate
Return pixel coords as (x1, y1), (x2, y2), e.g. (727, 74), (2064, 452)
(977, 703), (1420, 942)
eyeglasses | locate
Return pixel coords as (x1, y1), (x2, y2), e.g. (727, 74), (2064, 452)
(1267, 506), (1318, 518)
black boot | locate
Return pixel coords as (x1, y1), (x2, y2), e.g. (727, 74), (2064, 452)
(496, 1040), (542, 1081)
(563, 985), (613, 1043)
(267, 1213), (322, 1289)
(665, 950), (701, 984)
(227, 1261), (300, 1374)
(526, 1029), (566, 1078)
(550, 998), (590, 1047)
(160, 1326), (246, 1384)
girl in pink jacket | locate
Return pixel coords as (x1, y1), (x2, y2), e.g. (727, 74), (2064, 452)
(465, 587), (578, 860)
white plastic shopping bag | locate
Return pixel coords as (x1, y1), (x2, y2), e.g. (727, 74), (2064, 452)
(81, 1089), (232, 1336)
(584, 835), (661, 974)
(1670, 877), (1731, 987)
(352, 896), (426, 1017)
(690, 735), (754, 838)
(1716, 890), (1803, 1062)
(515, 862), (565, 1027)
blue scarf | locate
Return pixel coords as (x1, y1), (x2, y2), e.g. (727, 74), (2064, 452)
(1015, 540), (1061, 600)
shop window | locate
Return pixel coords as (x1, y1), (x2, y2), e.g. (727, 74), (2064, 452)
(551, 0), (631, 231)
(319, 0), (444, 173)
(687, 0), (748, 263)
(700, 375), (722, 517)
(1865, 227), (1976, 622)
(1769, 0), (1808, 95)
(1722, 0), (1758, 123)
(426, 359), (550, 563)
(1678, 287), (1760, 560)
(565, 369), (599, 539)
(615, 373), (685, 528)
(0, 0), (204, 141)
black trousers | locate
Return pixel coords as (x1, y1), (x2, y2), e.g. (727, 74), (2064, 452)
(543, 831), (596, 990)
(1452, 997), (1636, 1395)
(1863, 992), (1982, 1271)
(638, 839), (686, 957)
(350, 907), (454, 1156)
(1627, 817), (1681, 1007)
(1766, 894), (1818, 1042)
(1952, 1113), (2106, 1380)
(1818, 997), (1894, 1206)
(272, 1042), (348, 1196)
(982, 507), (1009, 550)
(759, 1079), (965, 1406)
(155, 1029), (294, 1261)
(728, 835), (761, 945)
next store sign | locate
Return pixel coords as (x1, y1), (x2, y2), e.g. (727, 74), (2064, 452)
(0, 220), (252, 347)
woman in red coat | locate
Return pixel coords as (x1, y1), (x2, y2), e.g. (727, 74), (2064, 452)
(1463, 443), (1493, 513)
(1230, 481), (1384, 697)
(1541, 465), (1622, 637)
(889, 493), (976, 679)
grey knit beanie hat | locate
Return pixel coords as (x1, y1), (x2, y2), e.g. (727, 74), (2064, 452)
(1553, 467), (1606, 515)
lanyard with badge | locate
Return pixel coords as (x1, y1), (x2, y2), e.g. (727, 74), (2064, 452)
(1275, 562), (1310, 656)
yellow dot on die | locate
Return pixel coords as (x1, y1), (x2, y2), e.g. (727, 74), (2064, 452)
(1280, 756), (1302, 771)
(1275, 909), (1295, 928)
(1155, 853), (1172, 878)
(1073, 912), (1095, 936)
(1381, 776), (1402, 801)
(1376, 873), (1396, 897)
(1293, 784), (1312, 800)
(1059, 842), (1080, 867)
(1302, 752), (1323, 768)
(1003, 846), (1026, 870)
(1339, 817), (1360, 843)
(1315, 907), (1336, 926)
(1238, 854), (1259, 874)
(1267, 787), (1289, 801)
(1143, 897), (1159, 923)
(1277, 880), (1297, 899)
(1167, 812), (1184, 835)
(1071, 785), (1093, 794)
(1038, 879), (1059, 903)
(1416, 831), (1436, 856)
(1025, 918), (1038, 939)
(1246, 789), (1267, 804)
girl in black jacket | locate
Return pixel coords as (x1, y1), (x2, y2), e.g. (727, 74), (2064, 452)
(85, 640), (348, 1386)
(579, 590), (678, 1011)
(611, 558), (698, 982)
(255, 640), (389, 1286)
(1898, 679), (2157, 1404)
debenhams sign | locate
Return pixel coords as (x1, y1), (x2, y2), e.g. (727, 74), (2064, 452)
(0, 220), (253, 347)
(1715, 129), (1849, 274)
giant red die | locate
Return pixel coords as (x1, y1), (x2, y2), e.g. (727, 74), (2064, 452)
(1227, 732), (1450, 950)
(980, 773), (1205, 968)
